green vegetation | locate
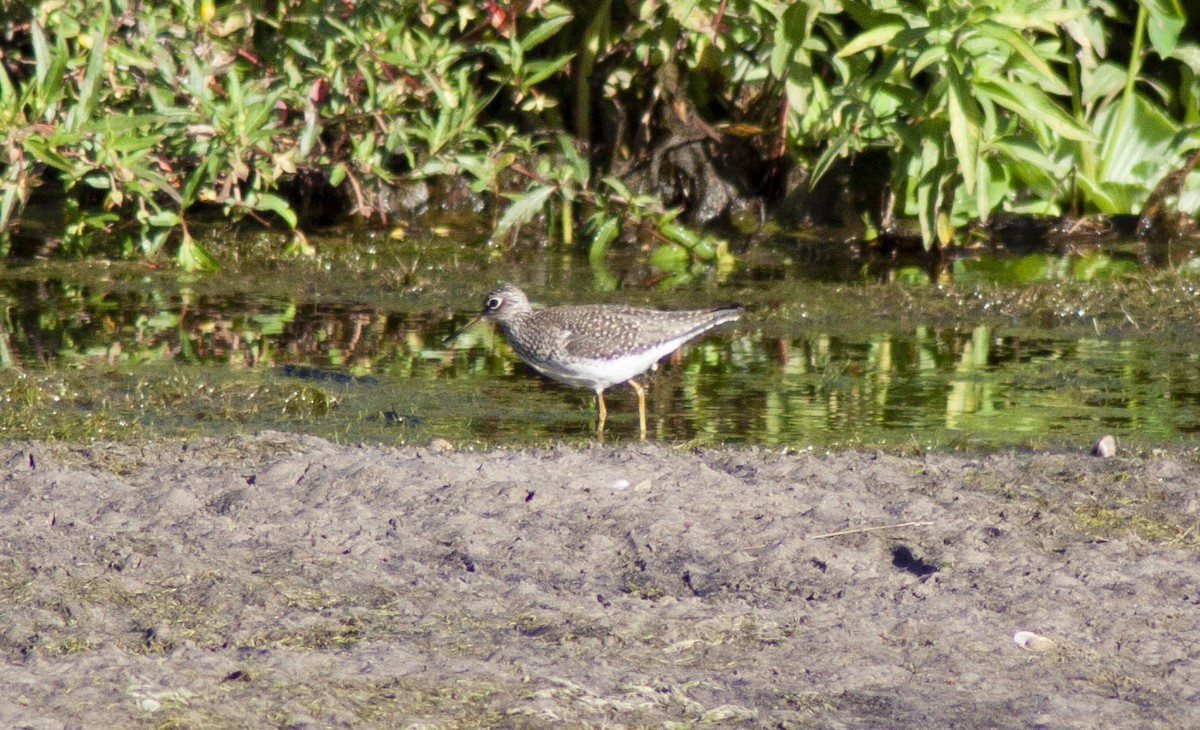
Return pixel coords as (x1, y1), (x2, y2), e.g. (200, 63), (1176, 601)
(1, 0), (1197, 270)
(799, 0), (1197, 243)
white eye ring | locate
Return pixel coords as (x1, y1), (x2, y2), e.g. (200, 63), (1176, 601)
(487, 297), (503, 309)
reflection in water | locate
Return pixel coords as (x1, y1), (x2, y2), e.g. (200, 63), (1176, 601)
(1, 272), (1198, 448)
(721, 326), (1200, 447)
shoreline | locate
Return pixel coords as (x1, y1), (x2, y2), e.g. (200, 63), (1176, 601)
(2, 433), (1197, 727)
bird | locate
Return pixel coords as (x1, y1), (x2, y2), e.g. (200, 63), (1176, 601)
(445, 284), (740, 435)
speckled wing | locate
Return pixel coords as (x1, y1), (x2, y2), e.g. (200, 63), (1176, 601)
(553, 305), (740, 360)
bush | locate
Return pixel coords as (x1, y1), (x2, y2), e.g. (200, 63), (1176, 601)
(2, 0), (1197, 269)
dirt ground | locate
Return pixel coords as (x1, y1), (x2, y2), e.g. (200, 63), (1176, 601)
(1, 433), (1198, 729)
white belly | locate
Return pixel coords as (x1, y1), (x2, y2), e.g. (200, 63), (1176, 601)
(527, 339), (681, 392)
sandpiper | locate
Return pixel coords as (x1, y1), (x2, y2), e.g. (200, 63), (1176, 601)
(445, 284), (740, 435)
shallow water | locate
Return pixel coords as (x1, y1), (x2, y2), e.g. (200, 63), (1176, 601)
(2, 229), (1199, 449)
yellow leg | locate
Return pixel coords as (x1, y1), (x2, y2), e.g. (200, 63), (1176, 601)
(595, 391), (607, 432)
(628, 379), (646, 437)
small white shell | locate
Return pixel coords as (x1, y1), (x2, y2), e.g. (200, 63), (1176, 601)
(1091, 434), (1117, 457)
(1013, 630), (1055, 651)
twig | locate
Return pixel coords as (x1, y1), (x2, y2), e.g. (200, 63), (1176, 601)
(804, 520), (934, 540)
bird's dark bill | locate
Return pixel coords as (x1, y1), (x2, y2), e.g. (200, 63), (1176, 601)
(443, 313), (485, 346)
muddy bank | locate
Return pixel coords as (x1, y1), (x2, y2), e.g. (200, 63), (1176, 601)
(1, 434), (1198, 728)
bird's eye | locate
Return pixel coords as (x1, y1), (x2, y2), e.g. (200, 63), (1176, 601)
(487, 297), (503, 310)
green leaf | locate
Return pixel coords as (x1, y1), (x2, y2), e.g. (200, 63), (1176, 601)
(769, 5), (801, 80)
(0, 63), (14, 101)
(600, 176), (636, 202)
(992, 138), (1063, 197)
(946, 61), (979, 192)
(910, 45), (948, 77)
(507, 32), (524, 75)
(181, 155), (219, 208)
(328, 163), (347, 189)
(1075, 172), (1131, 214)
(840, 0), (905, 29)
(1093, 93), (1178, 191)
(85, 112), (169, 136)
(31, 19), (51, 86)
(810, 129), (854, 187)
(1142, 0), (1185, 57)
(299, 105), (320, 157)
(145, 210), (181, 228)
(975, 78), (1096, 143)
(838, 24), (903, 57)
(177, 233), (219, 272)
(139, 227), (171, 257)
(1, 187), (19, 232)
(973, 21), (1067, 95)
(658, 219), (702, 248)
(69, 5), (110, 127)
(587, 214), (620, 264)
(520, 14), (573, 52)
(913, 138), (943, 248)
(522, 53), (575, 88)
(495, 184), (555, 237)
(252, 194), (298, 228)
(973, 155), (994, 222)
(1081, 63), (1129, 107)
(23, 138), (74, 173)
(106, 44), (157, 70)
(991, 7), (1088, 35)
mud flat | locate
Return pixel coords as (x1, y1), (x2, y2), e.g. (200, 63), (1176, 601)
(1, 433), (1198, 728)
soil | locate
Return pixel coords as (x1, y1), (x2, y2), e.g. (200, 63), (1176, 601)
(1, 433), (1198, 729)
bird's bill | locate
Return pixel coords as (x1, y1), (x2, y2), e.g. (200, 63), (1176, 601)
(443, 313), (486, 346)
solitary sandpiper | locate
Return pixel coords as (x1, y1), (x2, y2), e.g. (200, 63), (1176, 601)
(445, 284), (741, 435)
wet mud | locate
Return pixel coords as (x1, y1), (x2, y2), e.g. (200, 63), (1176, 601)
(1, 434), (1198, 728)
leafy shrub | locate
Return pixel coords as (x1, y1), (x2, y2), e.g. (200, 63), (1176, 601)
(2, 0), (1198, 269)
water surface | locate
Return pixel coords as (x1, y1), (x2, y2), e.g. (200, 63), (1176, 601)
(2, 229), (1199, 450)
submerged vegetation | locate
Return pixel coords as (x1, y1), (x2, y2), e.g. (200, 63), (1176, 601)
(0, 0), (1197, 270)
